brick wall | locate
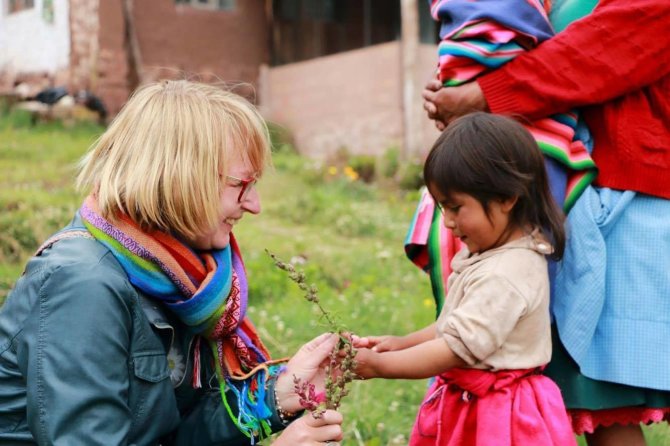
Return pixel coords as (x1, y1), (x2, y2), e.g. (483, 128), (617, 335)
(261, 41), (440, 160)
(95, 0), (269, 115)
(96, 0), (129, 115)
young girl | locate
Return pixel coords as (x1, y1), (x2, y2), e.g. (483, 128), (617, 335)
(354, 112), (576, 446)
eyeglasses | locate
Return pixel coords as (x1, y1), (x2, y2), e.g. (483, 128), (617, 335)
(225, 175), (257, 203)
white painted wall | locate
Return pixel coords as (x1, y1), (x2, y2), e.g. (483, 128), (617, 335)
(0, 0), (70, 74)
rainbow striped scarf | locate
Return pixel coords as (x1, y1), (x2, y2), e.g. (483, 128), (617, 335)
(80, 195), (280, 442)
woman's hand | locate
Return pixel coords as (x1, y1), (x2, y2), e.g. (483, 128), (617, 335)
(422, 80), (488, 130)
(275, 333), (339, 413)
(272, 410), (343, 446)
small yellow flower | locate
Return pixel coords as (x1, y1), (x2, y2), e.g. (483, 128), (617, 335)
(343, 166), (359, 181)
(328, 166), (338, 175)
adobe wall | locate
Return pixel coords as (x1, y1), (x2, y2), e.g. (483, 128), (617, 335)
(261, 41), (441, 161)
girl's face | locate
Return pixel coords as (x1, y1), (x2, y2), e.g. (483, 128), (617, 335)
(184, 156), (261, 251)
(432, 188), (521, 254)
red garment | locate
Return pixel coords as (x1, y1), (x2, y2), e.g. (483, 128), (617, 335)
(477, 0), (670, 199)
(409, 368), (576, 446)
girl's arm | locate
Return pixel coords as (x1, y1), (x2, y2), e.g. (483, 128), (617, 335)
(354, 338), (466, 380)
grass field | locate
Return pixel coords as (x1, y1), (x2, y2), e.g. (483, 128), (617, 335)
(1, 111), (668, 445)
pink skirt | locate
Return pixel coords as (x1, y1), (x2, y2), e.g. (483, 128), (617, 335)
(409, 367), (576, 446)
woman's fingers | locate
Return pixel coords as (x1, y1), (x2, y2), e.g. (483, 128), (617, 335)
(304, 409), (344, 427)
(271, 410), (343, 445)
(292, 333), (338, 367)
(304, 410), (344, 441)
(277, 333), (338, 412)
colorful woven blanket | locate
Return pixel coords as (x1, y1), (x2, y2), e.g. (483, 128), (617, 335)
(80, 195), (280, 441)
(405, 188), (463, 316)
(406, 0), (597, 312)
(433, 0), (597, 208)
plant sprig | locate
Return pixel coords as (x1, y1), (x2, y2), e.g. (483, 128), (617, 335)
(265, 250), (338, 329)
(266, 250), (357, 413)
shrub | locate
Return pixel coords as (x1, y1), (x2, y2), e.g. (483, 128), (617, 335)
(381, 146), (400, 178)
(398, 160), (425, 191)
(348, 154), (376, 183)
(266, 121), (297, 154)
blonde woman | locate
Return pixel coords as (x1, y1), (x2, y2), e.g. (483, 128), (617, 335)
(0, 80), (343, 445)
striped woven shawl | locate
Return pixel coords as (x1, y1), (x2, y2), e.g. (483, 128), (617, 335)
(406, 0), (596, 313)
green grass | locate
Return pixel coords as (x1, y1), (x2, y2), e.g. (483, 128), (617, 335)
(1, 111), (668, 445)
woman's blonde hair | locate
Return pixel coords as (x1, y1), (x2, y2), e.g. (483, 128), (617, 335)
(77, 80), (271, 240)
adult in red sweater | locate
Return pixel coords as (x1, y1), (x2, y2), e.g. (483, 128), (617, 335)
(422, 1), (670, 445)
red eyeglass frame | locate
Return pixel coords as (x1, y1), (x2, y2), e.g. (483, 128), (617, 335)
(225, 175), (257, 203)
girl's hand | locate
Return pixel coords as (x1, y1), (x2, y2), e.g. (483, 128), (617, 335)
(352, 335), (403, 353)
(276, 333), (339, 413)
(352, 348), (379, 380)
(272, 410), (343, 445)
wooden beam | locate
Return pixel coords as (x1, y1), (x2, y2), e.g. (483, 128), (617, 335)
(400, 0), (421, 160)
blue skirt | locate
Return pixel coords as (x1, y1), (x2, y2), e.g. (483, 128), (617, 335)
(550, 186), (670, 398)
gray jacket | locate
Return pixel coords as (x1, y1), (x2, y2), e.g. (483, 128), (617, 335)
(0, 214), (286, 445)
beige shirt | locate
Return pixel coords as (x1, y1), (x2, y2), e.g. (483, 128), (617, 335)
(436, 232), (553, 371)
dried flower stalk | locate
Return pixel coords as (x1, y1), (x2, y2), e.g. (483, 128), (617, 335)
(266, 250), (357, 414)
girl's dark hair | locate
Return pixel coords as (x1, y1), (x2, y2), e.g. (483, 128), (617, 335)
(424, 112), (565, 259)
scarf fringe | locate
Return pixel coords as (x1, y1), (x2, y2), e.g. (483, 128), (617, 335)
(192, 336), (202, 389)
(219, 364), (284, 443)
